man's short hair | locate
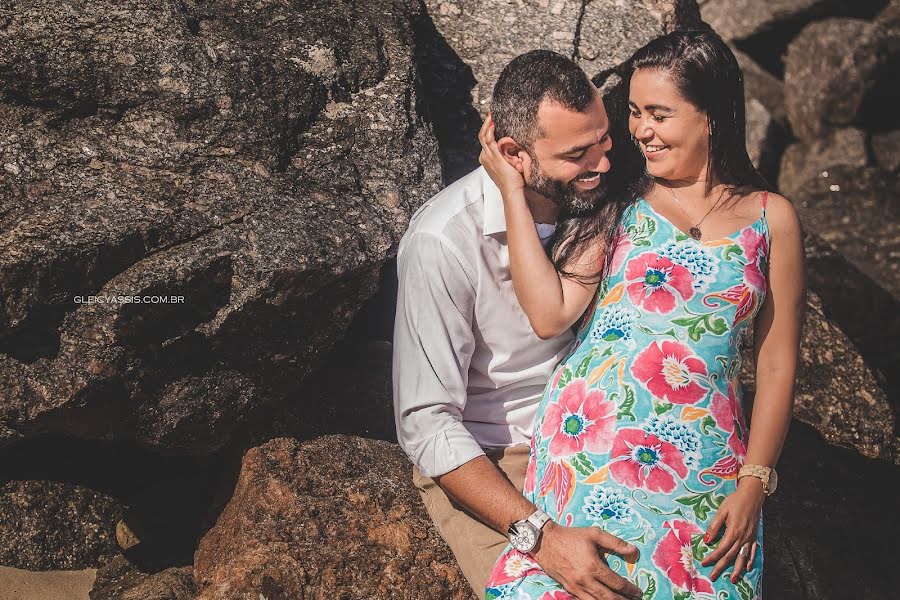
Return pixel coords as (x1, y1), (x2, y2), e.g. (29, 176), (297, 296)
(491, 50), (595, 149)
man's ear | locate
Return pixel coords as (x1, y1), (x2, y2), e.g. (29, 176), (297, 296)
(496, 137), (529, 174)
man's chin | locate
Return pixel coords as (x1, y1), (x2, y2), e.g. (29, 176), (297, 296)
(556, 188), (606, 215)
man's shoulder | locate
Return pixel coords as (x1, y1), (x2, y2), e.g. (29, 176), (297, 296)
(404, 167), (488, 240)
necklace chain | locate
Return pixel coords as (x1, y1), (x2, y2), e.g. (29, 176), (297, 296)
(666, 186), (723, 240)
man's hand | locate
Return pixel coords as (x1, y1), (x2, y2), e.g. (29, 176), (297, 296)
(533, 522), (643, 600)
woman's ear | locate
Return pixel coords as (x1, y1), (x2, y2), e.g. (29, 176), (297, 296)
(496, 137), (528, 174)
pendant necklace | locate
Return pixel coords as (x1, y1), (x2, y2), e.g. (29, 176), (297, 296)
(666, 186), (723, 240)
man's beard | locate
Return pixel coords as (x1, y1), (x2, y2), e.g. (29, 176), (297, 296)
(527, 156), (607, 215)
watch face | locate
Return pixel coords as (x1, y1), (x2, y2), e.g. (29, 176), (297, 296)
(768, 469), (778, 493)
(510, 522), (537, 552)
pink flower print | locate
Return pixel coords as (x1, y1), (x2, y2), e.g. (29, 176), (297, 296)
(738, 227), (768, 293)
(539, 592), (577, 600)
(631, 340), (708, 405)
(605, 226), (633, 275)
(651, 520), (714, 594)
(700, 386), (748, 483)
(486, 550), (541, 587)
(609, 428), (688, 493)
(625, 252), (694, 314)
(540, 379), (616, 458)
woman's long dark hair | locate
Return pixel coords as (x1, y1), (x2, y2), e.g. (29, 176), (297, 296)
(551, 29), (769, 283)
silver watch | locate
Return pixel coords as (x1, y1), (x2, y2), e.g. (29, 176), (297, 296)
(508, 508), (551, 554)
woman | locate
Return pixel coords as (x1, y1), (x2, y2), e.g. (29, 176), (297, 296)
(480, 31), (805, 599)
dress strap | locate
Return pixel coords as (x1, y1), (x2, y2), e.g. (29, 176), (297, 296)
(761, 190), (769, 217)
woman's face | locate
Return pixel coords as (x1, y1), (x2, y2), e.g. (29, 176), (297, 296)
(628, 68), (710, 183)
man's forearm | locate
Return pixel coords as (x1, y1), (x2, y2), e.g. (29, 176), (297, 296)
(433, 454), (535, 534)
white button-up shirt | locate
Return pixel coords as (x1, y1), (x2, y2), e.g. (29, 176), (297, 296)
(393, 167), (575, 478)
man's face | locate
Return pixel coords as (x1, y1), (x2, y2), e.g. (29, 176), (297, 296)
(524, 88), (613, 214)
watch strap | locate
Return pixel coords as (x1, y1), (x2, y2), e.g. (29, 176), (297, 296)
(738, 464), (773, 494)
(526, 508), (551, 531)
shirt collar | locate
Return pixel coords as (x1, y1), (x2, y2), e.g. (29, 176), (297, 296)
(480, 167), (507, 237)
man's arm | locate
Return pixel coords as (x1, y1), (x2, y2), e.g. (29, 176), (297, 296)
(394, 232), (642, 600)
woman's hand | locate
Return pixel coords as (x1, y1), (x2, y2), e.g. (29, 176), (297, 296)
(478, 114), (527, 199)
(701, 477), (765, 583)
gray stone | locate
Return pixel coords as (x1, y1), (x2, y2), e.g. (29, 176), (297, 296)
(0, 0), (441, 454)
(732, 47), (787, 123)
(792, 166), (900, 298)
(872, 129), (900, 173)
(784, 17), (898, 139)
(778, 127), (869, 198)
(701, 0), (822, 41)
(0, 480), (125, 570)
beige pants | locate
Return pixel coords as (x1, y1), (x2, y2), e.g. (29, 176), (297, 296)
(412, 445), (530, 596)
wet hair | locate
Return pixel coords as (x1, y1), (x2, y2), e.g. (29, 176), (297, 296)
(552, 28), (769, 282)
(491, 50), (596, 148)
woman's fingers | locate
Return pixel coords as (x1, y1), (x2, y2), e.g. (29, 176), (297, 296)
(730, 542), (751, 582)
(749, 540), (758, 566)
(710, 537), (743, 581)
(703, 507), (727, 546)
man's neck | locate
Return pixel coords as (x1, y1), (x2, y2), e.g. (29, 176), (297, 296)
(523, 189), (561, 225)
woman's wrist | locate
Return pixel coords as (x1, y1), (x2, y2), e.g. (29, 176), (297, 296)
(736, 475), (765, 498)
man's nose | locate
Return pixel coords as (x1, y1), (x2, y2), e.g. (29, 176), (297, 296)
(586, 145), (611, 174)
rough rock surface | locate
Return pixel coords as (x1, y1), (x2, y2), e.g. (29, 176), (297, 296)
(777, 127), (868, 198)
(0, 0), (441, 453)
(732, 47), (787, 123)
(193, 436), (471, 600)
(419, 0), (702, 179)
(784, 17), (899, 138)
(0, 480), (125, 570)
(741, 291), (897, 464)
(90, 556), (196, 600)
(700, 0), (889, 41)
(872, 129), (900, 173)
(792, 166), (900, 298)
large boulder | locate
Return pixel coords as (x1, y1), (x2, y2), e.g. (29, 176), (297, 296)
(193, 436), (472, 600)
(418, 0), (703, 179)
(777, 127), (869, 198)
(792, 166), (900, 298)
(784, 17), (900, 139)
(0, 0), (441, 454)
(90, 556), (196, 600)
(0, 480), (125, 570)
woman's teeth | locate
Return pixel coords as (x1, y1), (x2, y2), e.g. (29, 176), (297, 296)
(577, 172), (600, 182)
(645, 145), (668, 153)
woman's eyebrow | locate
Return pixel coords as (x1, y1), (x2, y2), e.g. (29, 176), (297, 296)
(628, 100), (674, 112)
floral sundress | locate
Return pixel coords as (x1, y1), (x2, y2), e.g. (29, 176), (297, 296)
(486, 193), (771, 600)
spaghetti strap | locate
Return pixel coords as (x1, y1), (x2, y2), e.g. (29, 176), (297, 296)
(761, 190), (769, 216)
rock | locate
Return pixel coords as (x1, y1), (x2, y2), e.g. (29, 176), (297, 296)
(0, 0), (441, 454)
(784, 17), (899, 139)
(744, 97), (785, 181)
(0, 480), (125, 570)
(742, 290), (898, 464)
(193, 436), (471, 600)
(700, 0), (889, 41)
(762, 420), (900, 598)
(732, 47), (787, 123)
(419, 0), (702, 179)
(777, 127), (869, 198)
(872, 129), (900, 173)
(792, 166), (900, 298)
(701, 0), (822, 41)
(90, 556), (196, 600)
(802, 233), (900, 405)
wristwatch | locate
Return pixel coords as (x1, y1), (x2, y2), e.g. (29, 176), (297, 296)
(738, 464), (778, 496)
(508, 508), (552, 554)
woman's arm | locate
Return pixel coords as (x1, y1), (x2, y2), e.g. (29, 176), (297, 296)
(702, 192), (806, 582)
(478, 117), (602, 339)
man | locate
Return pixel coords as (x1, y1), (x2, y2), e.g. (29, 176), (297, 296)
(393, 50), (643, 600)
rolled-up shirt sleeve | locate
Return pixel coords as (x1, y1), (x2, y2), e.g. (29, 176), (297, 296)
(393, 231), (483, 478)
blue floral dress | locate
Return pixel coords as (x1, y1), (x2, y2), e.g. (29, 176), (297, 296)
(486, 193), (770, 600)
